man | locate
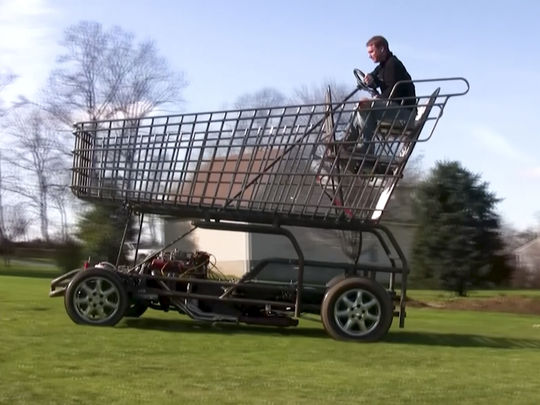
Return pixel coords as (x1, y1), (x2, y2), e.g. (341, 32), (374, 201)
(349, 35), (416, 154)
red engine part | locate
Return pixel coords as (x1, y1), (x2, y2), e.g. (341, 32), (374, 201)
(150, 258), (185, 274)
(150, 251), (211, 277)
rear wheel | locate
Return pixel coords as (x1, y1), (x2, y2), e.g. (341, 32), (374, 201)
(321, 277), (393, 342)
(64, 268), (128, 326)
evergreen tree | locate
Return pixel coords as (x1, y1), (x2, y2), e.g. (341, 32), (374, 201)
(412, 161), (505, 295)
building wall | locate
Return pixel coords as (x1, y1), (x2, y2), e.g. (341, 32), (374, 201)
(196, 227), (249, 276)
(163, 219), (249, 277)
(513, 238), (540, 286)
(515, 240), (540, 272)
(164, 218), (416, 282)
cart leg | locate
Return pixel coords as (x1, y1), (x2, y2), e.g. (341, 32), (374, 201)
(115, 208), (133, 267)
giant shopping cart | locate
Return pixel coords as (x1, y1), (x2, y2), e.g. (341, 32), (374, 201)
(50, 71), (469, 341)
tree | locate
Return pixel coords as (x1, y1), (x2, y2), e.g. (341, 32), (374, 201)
(231, 87), (288, 147)
(0, 71), (17, 243)
(382, 154), (424, 223)
(46, 21), (186, 124)
(0, 71), (16, 118)
(1, 204), (31, 241)
(292, 81), (350, 105)
(412, 161), (505, 295)
(234, 87), (287, 110)
(44, 20), (187, 255)
(50, 176), (72, 242)
(0, 204), (31, 266)
(0, 152), (6, 243)
(76, 204), (132, 264)
(3, 106), (68, 242)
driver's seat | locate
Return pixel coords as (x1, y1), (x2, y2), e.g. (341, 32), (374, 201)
(332, 87), (440, 174)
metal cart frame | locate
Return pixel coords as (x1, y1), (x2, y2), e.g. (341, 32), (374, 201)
(51, 76), (469, 341)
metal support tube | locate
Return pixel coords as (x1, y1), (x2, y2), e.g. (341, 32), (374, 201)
(134, 212), (145, 266)
(116, 208), (132, 267)
(372, 224), (409, 328)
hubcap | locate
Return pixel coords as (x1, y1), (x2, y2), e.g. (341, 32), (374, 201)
(333, 288), (381, 337)
(73, 277), (121, 323)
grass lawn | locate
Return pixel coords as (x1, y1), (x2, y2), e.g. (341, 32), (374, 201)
(1, 274), (540, 404)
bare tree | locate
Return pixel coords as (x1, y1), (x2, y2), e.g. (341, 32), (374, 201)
(45, 21), (188, 195)
(0, 72), (17, 242)
(0, 71), (16, 117)
(2, 204), (31, 241)
(50, 176), (72, 242)
(292, 81), (350, 105)
(42, 21), (188, 254)
(3, 106), (67, 242)
(0, 152), (5, 242)
(46, 21), (186, 124)
(233, 87), (287, 109)
(382, 154), (424, 223)
(0, 204), (31, 265)
(231, 87), (288, 145)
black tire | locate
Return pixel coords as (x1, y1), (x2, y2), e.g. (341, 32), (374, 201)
(124, 302), (148, 318)
(321, 277), (393, 342)
(64, 268), (128, 326)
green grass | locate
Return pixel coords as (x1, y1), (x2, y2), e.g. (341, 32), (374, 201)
(1, 275), (540, 404)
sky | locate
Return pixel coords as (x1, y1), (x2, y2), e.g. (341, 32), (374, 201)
(1, 0), (539, 231)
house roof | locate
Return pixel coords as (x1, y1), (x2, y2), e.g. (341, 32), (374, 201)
(168, 148), (281, 207)
(514, 236), (540, 255)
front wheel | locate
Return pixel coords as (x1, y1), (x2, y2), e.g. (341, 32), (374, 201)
(321, 277), (393, 342)
(64, 268), (128, 326)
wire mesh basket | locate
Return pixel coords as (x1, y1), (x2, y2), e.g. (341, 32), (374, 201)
(71, 77), (468, 229)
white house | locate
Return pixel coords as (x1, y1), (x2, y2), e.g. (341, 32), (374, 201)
(161, 147), (417, 281)
(513, 236), (540, 286)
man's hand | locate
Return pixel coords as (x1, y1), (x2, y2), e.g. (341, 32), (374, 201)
(358, 98), (373, 108)
(364, 74), (374, 86)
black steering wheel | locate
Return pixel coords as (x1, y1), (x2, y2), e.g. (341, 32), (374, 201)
(353, 68), (379, 97)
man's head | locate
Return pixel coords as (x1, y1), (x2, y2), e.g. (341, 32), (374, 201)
(366, 35), (389, 63)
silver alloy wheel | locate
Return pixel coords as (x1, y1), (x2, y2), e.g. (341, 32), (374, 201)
(333, 288), (381, 337)
(72, 276), (122, 323)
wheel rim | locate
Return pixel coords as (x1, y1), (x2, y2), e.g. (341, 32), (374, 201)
(333, 288), (381, 337)
(72, 276), (122, 323)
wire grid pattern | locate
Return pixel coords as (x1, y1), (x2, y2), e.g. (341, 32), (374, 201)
(70, 87), (448, 228)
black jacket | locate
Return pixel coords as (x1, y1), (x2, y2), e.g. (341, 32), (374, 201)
(369, 52), (416, 106)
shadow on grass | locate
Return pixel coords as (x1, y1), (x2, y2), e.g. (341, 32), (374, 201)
(124, 317), (540, 348)
(386, 331), (540, 349)
(123, 317), (329, 339)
